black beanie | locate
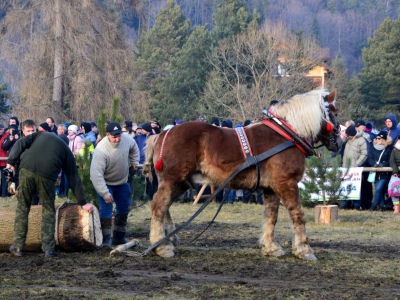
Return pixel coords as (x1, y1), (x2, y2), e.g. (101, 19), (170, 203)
(141, 122), (152, 133)
(221, 120), (233, 128)
(345, 125), (357, 137)
(243, 120), (251, 127)
(210, 118), (220, 126)
(39, 123), (50, 132)
(81, 122), (92, 133)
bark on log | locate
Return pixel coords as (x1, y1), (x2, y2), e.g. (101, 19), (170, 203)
(315, 205), (339, 224)
(0, 203), (102, 252)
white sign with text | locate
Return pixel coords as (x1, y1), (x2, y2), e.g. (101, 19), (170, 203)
(298, 167), (363, 201)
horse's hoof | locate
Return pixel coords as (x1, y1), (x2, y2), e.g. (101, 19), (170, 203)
(155, 244), (175, 258)
(302, 253), (317, 261)
(262, 246), (286, 257)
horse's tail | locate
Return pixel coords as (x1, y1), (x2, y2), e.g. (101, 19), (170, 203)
(143, 134), (160, 182)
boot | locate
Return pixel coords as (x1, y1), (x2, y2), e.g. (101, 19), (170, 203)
(394, 204), (400, 214)
(100, 218), (112, 249)
(112, 214), (128, 246)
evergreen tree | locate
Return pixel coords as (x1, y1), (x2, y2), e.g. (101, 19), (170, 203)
(212, 0), (254, 41)
(311, 17), (321, 45)
(359, 17), (400, 124)
(134, 0), (191, 124)
(0, 83), (10, 114)
(300, 147), (351, 206)
(154, 25), (213, 123)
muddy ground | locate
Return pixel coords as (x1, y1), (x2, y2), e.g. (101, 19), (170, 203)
(1, 202), (400, 299)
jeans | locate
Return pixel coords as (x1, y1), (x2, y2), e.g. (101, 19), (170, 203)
(0, 166), (8, 197)
(242, 189), (264, 204)
(373, 179), (389, 207)
(97, 182), (131, 219)
(224, 189), (236, 203)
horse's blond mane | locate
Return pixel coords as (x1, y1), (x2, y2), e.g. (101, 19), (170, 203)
(270, 90), (329, 139)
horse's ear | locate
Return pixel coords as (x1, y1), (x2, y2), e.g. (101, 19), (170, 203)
(325, 89), (336, 103)
(328, 103), (337, 113)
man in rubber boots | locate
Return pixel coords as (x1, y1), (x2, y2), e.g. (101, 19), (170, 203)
(8, 119), (94, 258)
(90, 122), (139, 248)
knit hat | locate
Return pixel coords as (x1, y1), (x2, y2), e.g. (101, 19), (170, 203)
(376, 130), (388, 140)
(345, 125), (357, 137)
(221, 120), (233, 128)
(106, 122), (122, 136)
(210, 118), (220, 126)
(81, 122), (92, 134)
(68, 125), (78, 134)
(175, 119), (184, 125)
(141, 122), (152, 133)
(90, 122), (97, 128)
(124, 121), (132, 128)
(355, 120), (366, 127)
(39, 123), (50, 132)
(269, 99), (279, 106)
(243, 120), (251, 127)
(0, 124), (4, 129)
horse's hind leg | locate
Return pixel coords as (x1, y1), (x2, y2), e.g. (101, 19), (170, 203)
(260, 190), (286, 257)
(280, 183), (317, 261)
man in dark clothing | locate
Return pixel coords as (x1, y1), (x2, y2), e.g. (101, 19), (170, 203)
(7, 119), (94, 258)
(46, 117), (58, 134)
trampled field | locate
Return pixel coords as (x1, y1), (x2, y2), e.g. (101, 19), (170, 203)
(1, 198), (400, 299)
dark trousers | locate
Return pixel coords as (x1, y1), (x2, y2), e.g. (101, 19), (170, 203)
(14, 169), (56, 251)
(0, 166), (7, 197)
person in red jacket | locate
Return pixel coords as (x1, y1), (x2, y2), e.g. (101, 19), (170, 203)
(0, 123), (9, 197)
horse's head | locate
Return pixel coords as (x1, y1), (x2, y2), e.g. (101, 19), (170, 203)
(315, 90), (342, 152)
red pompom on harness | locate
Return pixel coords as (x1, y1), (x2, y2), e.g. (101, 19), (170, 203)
(154, 128), (172, 172)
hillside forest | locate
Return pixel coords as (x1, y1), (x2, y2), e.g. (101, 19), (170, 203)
(0, 0), (399, 127)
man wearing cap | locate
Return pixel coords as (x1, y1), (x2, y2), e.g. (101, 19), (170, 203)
(0, 124), (9, 197)
(341, 124), (369, 210)
(7, 119), (94, 257)
(90, 122), (140, 248)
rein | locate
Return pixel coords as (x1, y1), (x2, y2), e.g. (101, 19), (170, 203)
(141, 140), (295, 256)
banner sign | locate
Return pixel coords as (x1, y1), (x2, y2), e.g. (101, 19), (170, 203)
(298, 167), (363, 201)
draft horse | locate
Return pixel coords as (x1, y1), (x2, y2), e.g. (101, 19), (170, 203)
(144, 90), (342, 260)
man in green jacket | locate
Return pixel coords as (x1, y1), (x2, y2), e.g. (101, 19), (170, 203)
(7, 119), (94, 258)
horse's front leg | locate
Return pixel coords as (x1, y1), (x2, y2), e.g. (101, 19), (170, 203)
(260, 190), (286, 257)
(280, 184), (317, 261)
(164, 209), (180, 247)
(150, 183), (175, 258)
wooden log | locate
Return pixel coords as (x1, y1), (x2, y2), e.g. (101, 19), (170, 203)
(0, 203), (102, 252)
(55, 203), (102, 251)
(315, 205), (338, 224)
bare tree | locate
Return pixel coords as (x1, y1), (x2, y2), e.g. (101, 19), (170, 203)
(0, 0), (143, 122)
(199, 21), (322, 123)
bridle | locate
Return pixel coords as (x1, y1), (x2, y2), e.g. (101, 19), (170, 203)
(313, 96), (341, 150)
